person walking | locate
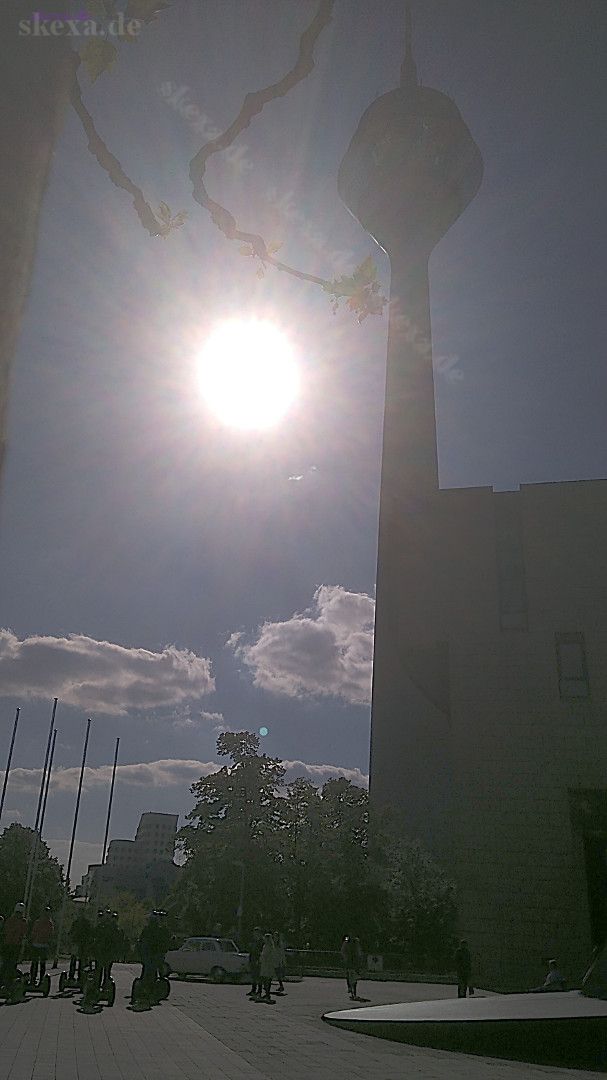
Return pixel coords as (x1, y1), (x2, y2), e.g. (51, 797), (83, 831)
(28, 906), (54, 986)
(259, 932), (277, 1004)
(454, 939), (474, 998)
(273, 931), (286, 994)
(246, 926), (263, 999)
(341, 934), (364, 1000)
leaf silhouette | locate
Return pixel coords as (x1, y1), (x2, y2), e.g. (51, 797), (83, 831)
(81, 39), (118, 82)
(155, 205), (188, 236)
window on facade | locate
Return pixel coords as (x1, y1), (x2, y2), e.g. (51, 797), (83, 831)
(556, 632), (590, 699)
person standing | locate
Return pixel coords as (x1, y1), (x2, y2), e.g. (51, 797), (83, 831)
(246, 926), (263, 999)
(29, 906), (54, 986)
(259, 932), (277, 1004)
(91, 909), (115, 990)
(138, 910), (171, 991)
(454, 939), (474, 998)
(105, 912), (124, 979)
(341, 934), (364, 1000)
(1, 903), (27, 988)
(69, 911), (92, 980)
(273, 931), (286, 994)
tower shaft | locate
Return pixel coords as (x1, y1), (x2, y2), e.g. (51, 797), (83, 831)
(382, 251), (438, 499)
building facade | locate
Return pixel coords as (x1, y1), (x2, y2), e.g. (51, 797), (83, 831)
(80, 812), (179, 905)
(338, 14), (607, 990)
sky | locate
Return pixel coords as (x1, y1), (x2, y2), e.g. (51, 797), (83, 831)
(0, 0), (605, 886)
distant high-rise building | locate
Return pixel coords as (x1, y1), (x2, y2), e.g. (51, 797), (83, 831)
(79, 812), (179, 904)
(339, 8), (607, 990)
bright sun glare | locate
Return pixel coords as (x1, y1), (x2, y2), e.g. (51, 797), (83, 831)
(198, 318), (299, 430)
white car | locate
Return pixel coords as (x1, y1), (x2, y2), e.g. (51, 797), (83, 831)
(165, 937), (249, 982)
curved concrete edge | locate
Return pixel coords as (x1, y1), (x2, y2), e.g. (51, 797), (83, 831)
(322, 1002), (607, 1071)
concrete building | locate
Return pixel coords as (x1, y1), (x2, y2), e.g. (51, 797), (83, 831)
(80, 812), (179, 905)
(338, 10), (607, 990)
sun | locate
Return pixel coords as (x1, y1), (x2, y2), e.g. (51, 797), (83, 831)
(197, 318), (300, 430)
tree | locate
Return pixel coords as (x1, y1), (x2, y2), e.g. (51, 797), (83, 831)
(289, 776), (383, 947)
(280, 777), (321, 945)
(177, 732), (288, 937)
(173, 731), (456, 965)
(0, 823), (66, 918)
(380, 834), (457, 968)
(110, 891), (149, 950)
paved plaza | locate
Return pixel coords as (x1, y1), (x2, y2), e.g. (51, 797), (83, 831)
(0, 967), (604, 1080)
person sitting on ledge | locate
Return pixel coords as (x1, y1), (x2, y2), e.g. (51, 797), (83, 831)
(532, 959), (567, 992)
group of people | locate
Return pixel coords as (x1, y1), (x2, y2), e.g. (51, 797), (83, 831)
(0, 902), (55, 990)
(69, 907), (131, 990)
(0, 901), (135, 998)
(247, 928), (287, 1003)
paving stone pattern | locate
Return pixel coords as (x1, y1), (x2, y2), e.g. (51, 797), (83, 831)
(0, 967), (603, 1080)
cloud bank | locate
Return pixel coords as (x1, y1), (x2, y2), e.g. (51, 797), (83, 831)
(228, 585), (374, 706)
(2, 756), (368, 795)
(0, 630), (214, 715)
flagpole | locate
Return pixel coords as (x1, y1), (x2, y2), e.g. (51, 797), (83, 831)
(0, 706), (20, 829)
(25, 728), (57, 925)
(35, 699), (57, 831)
(23, 699), (57, 910)
(101, 737), (120, 866)
(39, 729), (57, 834)
(55, 717), (91, 964)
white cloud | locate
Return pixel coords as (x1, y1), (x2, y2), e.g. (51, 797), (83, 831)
(2, 756), (368, 795)
(199, 711), (225, 725)
(283, 759), (368, 788)
(0, 629), (215, 715)
(1, 759), (219, 795)
(171, 708), (225, 730)
(228, 585), (374, 706)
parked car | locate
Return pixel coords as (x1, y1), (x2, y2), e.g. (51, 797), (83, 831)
(165, 937), (249, 982)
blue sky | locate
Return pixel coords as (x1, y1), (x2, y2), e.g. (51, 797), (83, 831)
(0, 0), (605, 884)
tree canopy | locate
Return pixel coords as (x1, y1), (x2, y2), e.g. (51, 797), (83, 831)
(0, 823), (66, 918)
(171, 732), (456, 966)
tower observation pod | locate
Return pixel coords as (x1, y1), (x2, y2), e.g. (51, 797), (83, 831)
(338, 2), (482, 494)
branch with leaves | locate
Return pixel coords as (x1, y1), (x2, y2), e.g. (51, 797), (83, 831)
(69, 0), (387, 321)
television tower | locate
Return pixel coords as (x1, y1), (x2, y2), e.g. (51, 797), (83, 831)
(338, 5), (607, 994)
(338, 2), (482, 499)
